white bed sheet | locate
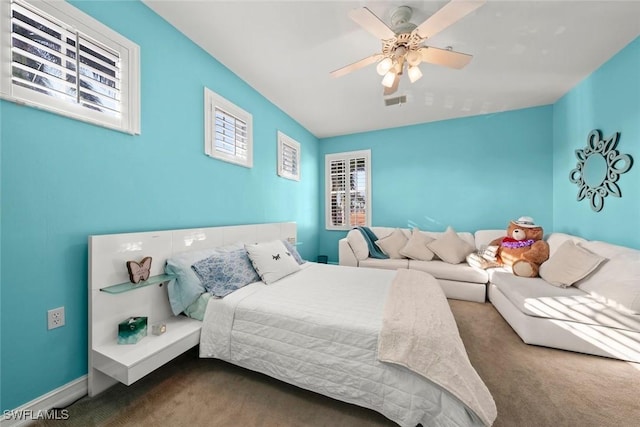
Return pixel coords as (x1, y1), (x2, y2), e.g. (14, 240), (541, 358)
(200, 263), (486, 427)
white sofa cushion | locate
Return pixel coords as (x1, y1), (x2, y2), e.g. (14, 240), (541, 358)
(359, 258), (409, 270)
(346, 229), (370, 261)
(576, 241), (640, 314)
(491, 271), (640, 332)
(375, 228), (408, 259)
(421, 230), (475, 248)
(399, 228), (435, 261)
(474, 230), (507, 250)
(371, 227), (411, 240)
(409, 260), (489, 283)
(427, 227), (475, 264)
(539, 240), (606, 288)
(546, 232), (589, 256)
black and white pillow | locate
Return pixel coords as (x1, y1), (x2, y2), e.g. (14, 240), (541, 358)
(245, 240), (301, 284)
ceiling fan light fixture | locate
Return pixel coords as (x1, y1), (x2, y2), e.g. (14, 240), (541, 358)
(406, 50), (421, 66)
(376, 57), (393, 76)
(381, 71), (396, 87)
(408, 65), (423, 83)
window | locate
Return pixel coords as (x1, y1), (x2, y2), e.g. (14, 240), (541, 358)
(204, 87), (253, 168)
(0, 0), (140, 134)
(325, 150), (371, 230)
(277, 131), (300, 181)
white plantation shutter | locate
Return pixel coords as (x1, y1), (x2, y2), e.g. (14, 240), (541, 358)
(215, 107), (248, 160)
(277, 131), (300, 181)
(77, 35), (120, 115)
(325, 150), (371, 230)
(1, 0), (140, 134)
(204, 87), (253, 168)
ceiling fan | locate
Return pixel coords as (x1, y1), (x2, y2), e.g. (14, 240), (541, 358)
(330, 0), (485, 96)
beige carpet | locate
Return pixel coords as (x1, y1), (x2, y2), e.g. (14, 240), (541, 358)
(32, 301), (640, 427)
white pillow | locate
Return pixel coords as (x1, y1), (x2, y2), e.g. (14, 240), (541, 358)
(346, 229), (369, 260)
(539, 240), (606, 288)
(427, 226), (474, 264)
(245, 240), (300, 284)
(375, 228), (408, 259)
(399, 228), (435, 261)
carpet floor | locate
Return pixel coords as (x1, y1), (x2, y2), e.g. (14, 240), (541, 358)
(32, 300), (640, 427)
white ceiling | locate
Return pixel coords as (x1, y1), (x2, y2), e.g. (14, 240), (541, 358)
(143, 1), (640, 138)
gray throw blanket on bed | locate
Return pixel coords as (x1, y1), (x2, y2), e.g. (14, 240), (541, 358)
(355, 226), (389, 259)
(378, 269), (497, 426)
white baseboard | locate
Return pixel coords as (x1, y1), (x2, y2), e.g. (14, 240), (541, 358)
(1, 376), (87, 427)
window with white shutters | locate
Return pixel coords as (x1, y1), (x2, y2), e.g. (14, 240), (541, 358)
(0, 0), (140, 134)
(204, 87), (253, 168)
(325, 150), (371, 230)
(277, 131), (300, 181)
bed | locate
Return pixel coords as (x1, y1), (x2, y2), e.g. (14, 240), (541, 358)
(88, 222), (496, 427)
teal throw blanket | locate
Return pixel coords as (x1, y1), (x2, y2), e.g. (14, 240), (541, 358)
(355, 226), (389, 259)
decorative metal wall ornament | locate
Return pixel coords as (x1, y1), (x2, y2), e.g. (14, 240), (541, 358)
(569, 129), (633, 212)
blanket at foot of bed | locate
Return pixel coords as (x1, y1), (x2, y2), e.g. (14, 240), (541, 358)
(378, 269), (497, 427)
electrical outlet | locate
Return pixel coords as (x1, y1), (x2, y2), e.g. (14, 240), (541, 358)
(47, 307), (65, 330)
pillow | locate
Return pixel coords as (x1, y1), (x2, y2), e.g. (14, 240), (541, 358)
(346, 229), (369, 260)
(575, 252), (640, 314)
(399, 228), (435, 261)
(245, 240), (300, 284)
(427, 226), (475, 264)
(539, 240), (606, 288)
(183, 293), (213, 321)
(191, 249), (261, 297)
(282, 239), (305, 264)
(375, 228), (409, 259)
(165, 242), (244, 315)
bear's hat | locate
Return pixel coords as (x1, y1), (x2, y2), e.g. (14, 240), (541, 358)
(512, 216), (539, 228)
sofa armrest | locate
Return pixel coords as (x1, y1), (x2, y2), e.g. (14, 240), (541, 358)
(339, 238), (358, 267)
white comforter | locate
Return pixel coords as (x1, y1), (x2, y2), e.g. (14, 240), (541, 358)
(200, 263), (487, 427)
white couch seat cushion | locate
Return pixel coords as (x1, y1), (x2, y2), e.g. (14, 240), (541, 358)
(359, 258), (409, 270)
(492, 271), (640, 332)
(409, 260), (489, 284)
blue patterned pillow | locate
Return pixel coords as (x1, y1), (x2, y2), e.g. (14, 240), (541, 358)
(282, 239), (305, 265)
(191, 249), (260, 297)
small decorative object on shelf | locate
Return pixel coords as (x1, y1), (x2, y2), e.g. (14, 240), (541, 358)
(152, 322), (167, 336)
(118, 316), (148, 345)
(126, 257), (152, 284)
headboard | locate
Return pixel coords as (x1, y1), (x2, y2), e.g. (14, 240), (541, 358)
(88, 222), (296, 396)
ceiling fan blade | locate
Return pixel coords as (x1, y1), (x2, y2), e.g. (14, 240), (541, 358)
(413, 0), (485, 39)
(383, 74), (400, 96)
(330, 54), (384, 78)
(419, 46), (472, 69)
(349, 7), (396, 40)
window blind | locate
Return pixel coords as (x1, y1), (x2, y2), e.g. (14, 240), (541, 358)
(214, 106), (248, 160)
(327, 153), (369, 229)
(329, 159), (347, 227)
(10, 1), (121, 117)
(281, 140), (298, 177)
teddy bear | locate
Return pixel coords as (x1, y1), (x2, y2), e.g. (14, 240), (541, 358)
(488, 217), (550, 277)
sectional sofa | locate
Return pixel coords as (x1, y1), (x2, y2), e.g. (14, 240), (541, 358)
(339, 227), (505, 303)
(339, 227), (640, 363)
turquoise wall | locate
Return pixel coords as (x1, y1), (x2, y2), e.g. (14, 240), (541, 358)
(1, 0), (637, 414)
(318, 106), (554, 262)
(0, 1), (319, 411)
(553, 37), (639, 249)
